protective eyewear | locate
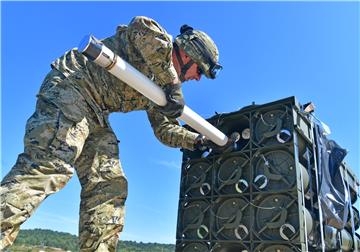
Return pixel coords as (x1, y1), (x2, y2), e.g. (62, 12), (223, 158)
(208, 63), (223, 79)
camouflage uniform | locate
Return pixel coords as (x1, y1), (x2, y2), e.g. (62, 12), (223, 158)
(0, 16), (199, 251)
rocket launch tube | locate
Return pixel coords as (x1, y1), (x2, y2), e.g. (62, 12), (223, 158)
(78, 35), (228, 146)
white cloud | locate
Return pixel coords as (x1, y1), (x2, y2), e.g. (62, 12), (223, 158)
(37, 211), (79, 225)
(22, 210), (79, 235)
(155, 160), (181, 170)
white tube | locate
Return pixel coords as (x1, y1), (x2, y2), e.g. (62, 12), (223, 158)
(108, 54), (168, 107)
(79, 35), (228, 146)
(179, 106), (228, 146)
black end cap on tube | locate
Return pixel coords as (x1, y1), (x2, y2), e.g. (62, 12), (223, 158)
(78, 35), (102, 61)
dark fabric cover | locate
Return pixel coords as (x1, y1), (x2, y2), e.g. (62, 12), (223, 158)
(315, 124), (350, 229)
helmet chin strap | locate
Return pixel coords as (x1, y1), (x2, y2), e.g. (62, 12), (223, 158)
(174, 43), (195, 82)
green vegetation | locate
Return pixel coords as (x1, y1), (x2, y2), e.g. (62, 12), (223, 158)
(8, 229), (175, 252)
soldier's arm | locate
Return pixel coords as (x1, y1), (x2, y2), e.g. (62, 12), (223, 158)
(127, 16), (179, 86)
(146, 107), (199, 151)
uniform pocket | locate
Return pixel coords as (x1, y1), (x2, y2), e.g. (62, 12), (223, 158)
(24, 99), (60, 151)
(49, 113), (90, 164)
(43, 77), (93, 123)
(24, 98), (90, 165)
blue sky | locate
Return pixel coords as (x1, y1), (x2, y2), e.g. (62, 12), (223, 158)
(1, 1), (359, 244)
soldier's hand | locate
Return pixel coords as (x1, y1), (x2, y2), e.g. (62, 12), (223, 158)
(155, 84), (184, 118)
(194, 132), (240, 153)
(194, 135), (222, 152)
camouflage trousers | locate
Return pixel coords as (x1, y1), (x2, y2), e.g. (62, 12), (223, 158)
(0, 70), (128, 251)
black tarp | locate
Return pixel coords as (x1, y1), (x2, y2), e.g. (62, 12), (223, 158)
(314, 123), (350, 229)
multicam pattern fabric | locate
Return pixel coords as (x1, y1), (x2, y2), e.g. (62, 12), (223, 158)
(1, 16), (199, 251)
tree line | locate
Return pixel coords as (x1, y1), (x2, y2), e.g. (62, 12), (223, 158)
(8, 229), (175, 252)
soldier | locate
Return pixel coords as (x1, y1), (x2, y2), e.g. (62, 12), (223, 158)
(0, 16), (222, 251)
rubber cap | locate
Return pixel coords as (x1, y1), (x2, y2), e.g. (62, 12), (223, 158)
(78, 35), (91, 52)
(78, 34), (102, 61)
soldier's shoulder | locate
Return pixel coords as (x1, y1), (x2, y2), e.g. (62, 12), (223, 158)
(130, 16), (155, 23)
(129, 16), (162, 28)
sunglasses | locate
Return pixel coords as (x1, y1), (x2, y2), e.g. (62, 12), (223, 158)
(196, 63), (222, 79)
(209, 63), (223, 79)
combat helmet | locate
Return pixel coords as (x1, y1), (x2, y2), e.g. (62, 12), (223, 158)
(174, 25), (223, 80)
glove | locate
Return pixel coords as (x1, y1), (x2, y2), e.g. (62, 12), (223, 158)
(155, 84), (184, 119)
(194, 132), (240, 153)
(194, 135), (217, 152)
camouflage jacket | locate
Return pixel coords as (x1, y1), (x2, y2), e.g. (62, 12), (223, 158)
(47, 16), (198, 150)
